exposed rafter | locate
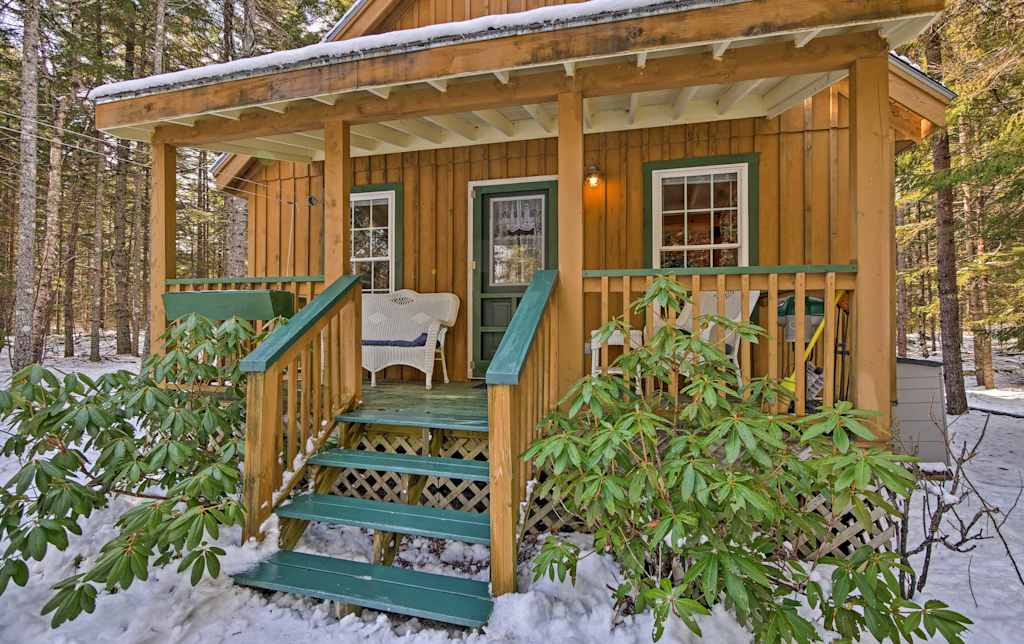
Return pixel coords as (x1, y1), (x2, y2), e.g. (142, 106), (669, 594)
(878, 15), (937, 47)
(366, 87), (392, 99)
(626, 93), (641, 125)
(354, 123), (411, 147)
(711, 40), (732, 60)
(425, 114), (479, 140)
(426, 79), (449, 93)
(311, 94), (339, 106)
(522, 104), (554, 133)
(672, 86), (699, 120)
(349, 133), (378, 151)
(475, 109), (515, 136)
(716, 79), (763, 114)
(258, 101), (290, 114)
(582, 99), (594, 130)
(562, 61), (576, 78)
(764, 70), (847, 119)
(165, 117), (197, 127)
(794, 29), (823, 48)
(389, 118), (446, 144)
(636, 52), (648, 69)
(210, 108), (245, 120)
(493, 70), (510, 85)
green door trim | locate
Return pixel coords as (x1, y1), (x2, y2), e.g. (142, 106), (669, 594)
(642, 153), (760, 268)
(471, 180), (558, 378)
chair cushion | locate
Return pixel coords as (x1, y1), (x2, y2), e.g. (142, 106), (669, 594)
(362, 333), (428, 348)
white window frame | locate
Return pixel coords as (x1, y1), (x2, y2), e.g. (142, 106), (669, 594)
(350, 190), (396, 293)
(651, 162), (750, 269)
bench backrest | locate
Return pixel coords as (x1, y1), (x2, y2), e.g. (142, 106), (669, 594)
(362, 290), (460, 341)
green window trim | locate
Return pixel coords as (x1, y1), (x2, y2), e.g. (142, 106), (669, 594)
(351, 183), (404, 292)
(642, 153), (760, 269)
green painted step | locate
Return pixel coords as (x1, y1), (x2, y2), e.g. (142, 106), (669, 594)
(309, 448), (490, 482)
(275, 494), (491, 544)
(336, 408), (488, 432)
(234, 550), (492, 627)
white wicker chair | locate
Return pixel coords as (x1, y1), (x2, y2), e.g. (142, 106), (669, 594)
(361, 290), (460, 389)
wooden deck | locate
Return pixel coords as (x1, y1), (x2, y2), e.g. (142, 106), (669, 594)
(336, 382), (489, 432)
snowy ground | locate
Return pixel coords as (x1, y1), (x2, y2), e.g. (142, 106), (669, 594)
(0, 338), (1021, 643)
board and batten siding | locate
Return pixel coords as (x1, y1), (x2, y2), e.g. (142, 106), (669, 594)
(240, 88), (853, 382)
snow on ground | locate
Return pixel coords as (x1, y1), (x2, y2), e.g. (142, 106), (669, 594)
(0, 340), (1021, 643)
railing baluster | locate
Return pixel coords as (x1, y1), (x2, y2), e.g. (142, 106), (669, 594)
(823, 272), (837, 408)
(795, 272), (807, 416)
(600, 276), (609, 374)
(287, 358), (298, 464)
(768, 273), (779, 383)
(740, 274), (752, 384)
(645, 276), (655, 395)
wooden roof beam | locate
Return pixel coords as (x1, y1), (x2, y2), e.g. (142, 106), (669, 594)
(563, 61), (576, 78)
(879, 15), (937, 47)
(672, 86), (699, 120)
(475, 109), (515, 136)
(98, 0), (944, 130)
(711, 40), (732, 60)
(493, 71), (510, 85)
(147, 32), (890, 146)
(522, 104), (554, 133)
(366, 87), (392, 100)
(427, 79), (449, 93)
(388, 118), (446, 144)
(794, 29), (823, 48)
(716, 79), (763, 114)
(311, 94), (340, 106)
(353, 123), (411, 146)
(424, 114), (479, 140)
(626, 93), (641, 125)
(765, 70), (847, 119)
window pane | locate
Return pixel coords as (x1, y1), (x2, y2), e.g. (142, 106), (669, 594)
(687, 249), (711, 267)
(352, 202), (371, 228)
(352, 230), (371, 258)
(714, 248), (738, 267)
(371, 201), (389, 228)
(354, 261), (372, 289)
(662, 177), (686, 212)
(661, 251), (686, 268)
(662, 213), (685, 247)
(373, 261), (390, 291)
(371, 228), (389, 258)
(686, 212), (712, 245)
(490, 195), (545, 286)
(715, 209), (738, 244)
(686, 175), (711, 210)
(713, 173), (738, 208)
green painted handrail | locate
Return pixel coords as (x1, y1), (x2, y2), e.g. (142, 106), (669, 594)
(485, 270), (558, 386)
(582, 264), (858, 278)
(240, 275), (359, 373)
(166, 275), (325, 286)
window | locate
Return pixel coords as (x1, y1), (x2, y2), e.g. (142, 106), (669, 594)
(489, 193), (546, 287)
(651, 163), (749, 269)
(350, 190), (396, 293)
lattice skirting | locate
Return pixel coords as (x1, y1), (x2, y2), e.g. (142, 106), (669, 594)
(328, 425), (892, 554)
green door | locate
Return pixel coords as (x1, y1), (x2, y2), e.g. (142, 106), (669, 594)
(472, 181), (557, 378)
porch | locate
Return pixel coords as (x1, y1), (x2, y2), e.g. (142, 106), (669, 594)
(89, 0), (949, 628)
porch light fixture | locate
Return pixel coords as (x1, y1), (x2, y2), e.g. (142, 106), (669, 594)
(585, 164), (603, 188)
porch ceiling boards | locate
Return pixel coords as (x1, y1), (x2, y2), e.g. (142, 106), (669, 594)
(93, 0), (944, 162)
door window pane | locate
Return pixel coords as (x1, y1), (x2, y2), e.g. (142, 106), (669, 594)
(490, 195), (545, 286)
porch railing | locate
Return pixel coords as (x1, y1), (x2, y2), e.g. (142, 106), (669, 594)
(582, 264), (858, 415)
(486, 269), (559, 596)
(238, 274), (362, 541)
(166, 275), (325, 309)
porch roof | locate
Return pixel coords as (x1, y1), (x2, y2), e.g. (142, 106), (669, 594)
(90, 0), (945, 164)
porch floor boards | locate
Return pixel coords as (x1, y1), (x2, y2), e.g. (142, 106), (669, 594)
(337, 382), (489, 432)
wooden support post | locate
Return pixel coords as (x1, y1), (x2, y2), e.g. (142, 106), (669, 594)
(150, 142), (177, 352)
(488, 384), (517, 595)
(850, 55), (894, 441)
(323, 119), (351, 283)
(556, 91), (585, 399)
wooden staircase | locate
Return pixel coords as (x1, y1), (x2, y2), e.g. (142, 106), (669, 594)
(234, 389), (495, 628)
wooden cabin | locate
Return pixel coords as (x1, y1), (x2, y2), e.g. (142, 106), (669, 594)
(91, 0), (952, 628)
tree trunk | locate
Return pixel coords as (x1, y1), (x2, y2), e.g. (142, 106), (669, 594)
(12, 0), (41, 370)
(112, 37), (135, 354)
(959, 119), (996, 389)
(241, 0), (256, 56)
(926, 31), (969, 414)
(130, 142), (146, 355)
(63, 195), (80, 357)
(153, 0), (167, 74)
(31, 94), (71, 362)
(225, 195), (248, 275)
(223, 0), (236, 61)
(90, 139), (105, 362)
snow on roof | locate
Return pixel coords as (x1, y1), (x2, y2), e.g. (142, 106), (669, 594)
(89, 0), (748, 102)
(890, 51), (957, 100)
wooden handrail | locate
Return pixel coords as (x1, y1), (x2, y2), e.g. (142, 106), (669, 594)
(240, 274), (362, 541)
(582, 263), (857, 278)
(241, 275), (359, 373)
(485, 270), (558, 385)
(165, 274), (325, 286)
(487, 270), (559, 596)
